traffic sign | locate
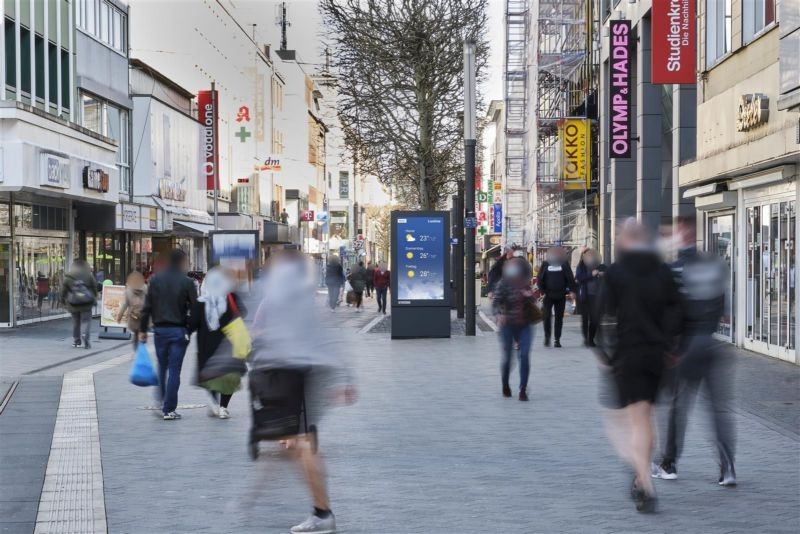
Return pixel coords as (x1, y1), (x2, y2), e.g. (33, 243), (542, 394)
(450, 237), (459, 245)
(464, 217), (477, 228)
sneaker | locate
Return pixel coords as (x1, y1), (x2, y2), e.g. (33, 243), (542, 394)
(544, 338), (551, 347)
(652, 460), (678, 480)
(72, 340), (82, 348)
(83, 336), (91, 350)
(163, 412), (182, 420)
(502, 385), (512, 398)
(718, 462), (736, 486)
(554, 340), (562, 348)
(218, 407), (230, 419)
(207, 403), (219, 417)
(518, 391), (529, 402)
(631, 479), (657, 513)
(290, 512), (336, 533)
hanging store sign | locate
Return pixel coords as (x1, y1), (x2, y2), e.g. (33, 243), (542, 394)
(492, 204), (502, 234)
(652, 0), (696, 84)
(39, 153), (70, 188)
(255, 156), (282, 172)
(559, 118), (590, 189)
(197, 89), (219, 190)
(300, 210), (315, 222)
(736, 94), (770, 131)
(82, 166), (110, 192)
(609, 20), (632, 159)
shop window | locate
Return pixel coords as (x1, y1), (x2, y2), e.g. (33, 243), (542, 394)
(706, 0), (732, 68)
(743, 0), (776, 44)
(14, 237), (68, 322)
(0, 203), (9, 227)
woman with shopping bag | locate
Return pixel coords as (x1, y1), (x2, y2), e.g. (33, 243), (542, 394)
(188, 268), (249, 419)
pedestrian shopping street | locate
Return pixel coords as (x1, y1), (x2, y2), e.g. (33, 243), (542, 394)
(1, 299), (798, 534)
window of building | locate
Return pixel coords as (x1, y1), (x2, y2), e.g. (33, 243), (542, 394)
(76, 0), (127, 54)
(82, 93), (103, 133)
(743, 0), (776, 43)
(706, 0), (732, 67)
(5, 19), (15, 88)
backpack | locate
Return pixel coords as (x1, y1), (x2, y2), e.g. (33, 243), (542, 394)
(68, 278), (95, 306)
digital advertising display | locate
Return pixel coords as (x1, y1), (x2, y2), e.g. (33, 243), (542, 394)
(392, 212), (450, 305)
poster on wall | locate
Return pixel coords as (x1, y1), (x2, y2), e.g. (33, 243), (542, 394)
(609, 20), (633, 159)
(394, 215), (446, 302)
(652, 0), (696, 84)
(100, 285), (128, 328)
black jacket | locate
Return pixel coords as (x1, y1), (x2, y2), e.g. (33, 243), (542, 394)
(139, 267), (198, 331)
(537, 261), (576, 299)
(325, 263), (345, 287)
(671, 247), (726, 336)
(188, 293), (247, 382)
(487, 256), (507, 294)
(575, 261), (607, 302)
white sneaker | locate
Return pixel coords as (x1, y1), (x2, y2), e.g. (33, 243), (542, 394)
(290, 513), (335, 534)
(218, 406), (230, 419)
(207, 402), (219, 417)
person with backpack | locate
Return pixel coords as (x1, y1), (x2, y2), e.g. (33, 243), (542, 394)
(537, 246), (576, 348)
(116, 271), (148, 349)
(60, 259), (98, 349)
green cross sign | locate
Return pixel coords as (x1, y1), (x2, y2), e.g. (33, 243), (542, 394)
(235, 126), (251, 143)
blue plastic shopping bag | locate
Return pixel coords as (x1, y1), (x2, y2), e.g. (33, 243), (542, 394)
(130, 342), (158, 387)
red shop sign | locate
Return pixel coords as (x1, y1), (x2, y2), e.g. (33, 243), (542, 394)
(652, 0), (696, 84)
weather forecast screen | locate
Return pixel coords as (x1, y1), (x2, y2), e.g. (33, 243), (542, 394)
(396, 216), (445, 301)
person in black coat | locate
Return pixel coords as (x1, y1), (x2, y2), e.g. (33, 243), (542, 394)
(575, 248), (606, 347)
(537, 247), (576, 347)
(487, 246), (513, 296)
(324, 256), (346, 310)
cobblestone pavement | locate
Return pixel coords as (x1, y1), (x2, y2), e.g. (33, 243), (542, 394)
(2, 305), (799, 533)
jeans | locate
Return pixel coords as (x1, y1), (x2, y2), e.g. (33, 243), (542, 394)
(376, 287), (388, 313)
(580, 294), (597, 344)
(153, 326), (189, 414)
(327, 284), (341, 309)
(542, 296), (566, 341)
(72, 311), (91, 343)
(662, 335), (735, 466)
(500, 323), (533, 391)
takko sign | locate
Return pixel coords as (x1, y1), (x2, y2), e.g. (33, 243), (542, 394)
(609, 20), (632, 159)
(652, 0), (696, 84)
(197, 89), (218, 190)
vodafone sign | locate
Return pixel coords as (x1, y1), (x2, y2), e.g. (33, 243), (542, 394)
(652, 0), (696, 84)
(197, 89), (219, 190)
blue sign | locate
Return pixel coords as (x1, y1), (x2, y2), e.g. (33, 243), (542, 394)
(450, 237), (459, 245)
(395, 216), (446, 301)
(464, 216), (477, 228)
(492, 204), (502, 233)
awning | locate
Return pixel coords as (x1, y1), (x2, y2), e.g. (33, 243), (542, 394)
(482, 244), (502, 260)
(173, 220), (216, 236)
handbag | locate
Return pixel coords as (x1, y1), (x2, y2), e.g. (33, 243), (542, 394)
(523, 296), (543, 324)
(222, 294), (252, 360)
(129, 343), (158, 387)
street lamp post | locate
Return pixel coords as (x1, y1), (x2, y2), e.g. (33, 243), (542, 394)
(464, 39), (477, 336)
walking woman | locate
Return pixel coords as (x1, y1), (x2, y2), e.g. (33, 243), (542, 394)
(575, 248), (606, 346)
(595, 220), (682, 512)
(188, 268), (248, 419)
(492, 256), (538, 401)
(116, 271), (148, 349)
(324, 255), (345, 310)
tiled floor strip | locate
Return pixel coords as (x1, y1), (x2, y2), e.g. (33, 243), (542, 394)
(34, 355), (131, 534)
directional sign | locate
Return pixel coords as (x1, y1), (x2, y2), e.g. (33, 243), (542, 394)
(450, 237), (459, 245)
(464, 217), (477, 229)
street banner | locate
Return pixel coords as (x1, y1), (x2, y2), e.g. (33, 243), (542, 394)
(609, 20), (633, 159)
(197, 89), (219, 189)
(100, 285), (127, 328)
(559, 118), (590, 189)
(652, 0), (696, 84)
(492, 204), (502, 234)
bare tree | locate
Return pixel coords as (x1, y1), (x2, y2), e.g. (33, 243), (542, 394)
(320, 0), (488, 210)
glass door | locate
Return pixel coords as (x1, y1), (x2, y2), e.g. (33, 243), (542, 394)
(708, 214), (734, 339)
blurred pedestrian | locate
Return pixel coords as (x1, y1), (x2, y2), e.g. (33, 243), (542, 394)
(493, 257), (539, 401)
(487, 245), (513, 297)
(116, 271), (148, 350)
(36, 271), (49, 312)
(347, 261), (368, 311)
(60, 259), (98, 349)
(596, 220), (682, 512)
(373, 261), (390, 314)
(653, 217), (736, 485)
(139, 249), (198, 421)
(249, 250), (356, 534)
(188, 268), (247, 420)
(324, 256), (345, 311)
(537, 247), (576, 347)
(364, 262), (375, 298)
(575, 248), (606, 347)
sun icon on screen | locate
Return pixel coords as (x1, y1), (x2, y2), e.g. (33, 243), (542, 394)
(406, 252), (413, 259)
(407, 270), (415, 278)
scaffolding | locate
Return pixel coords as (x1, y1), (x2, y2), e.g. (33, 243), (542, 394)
(533, 0), (598, 257)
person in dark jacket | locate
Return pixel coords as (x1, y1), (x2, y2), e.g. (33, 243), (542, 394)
(60, 259), (98, 349)
(596, 220), (682, 512)
(575, 248), (606, 347)
(537, 247), (576, 347)
(364, 262), (375, 298)
(139, 249), (198, 420)
(188, 268), (247, 419)
(487, 246), (513, 296)
(347, 261), (368, 311)
(653, 217), (736, 486)
(324, 256), (345, 310)
(373, 261), (391, 314)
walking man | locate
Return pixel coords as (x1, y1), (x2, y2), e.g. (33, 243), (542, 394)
(60, 259), (98, 349)
(373, 261), (390, 314)
(324, 256), (345, 310)
(139, 249), (197, 420)
(364, 262), (375, 298)
(347, 261), (368, 311)
(537, 247), (575, 347)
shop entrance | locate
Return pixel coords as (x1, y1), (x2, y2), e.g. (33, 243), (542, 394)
(707, 213), (734, 340)
(745, 200), (796, 361)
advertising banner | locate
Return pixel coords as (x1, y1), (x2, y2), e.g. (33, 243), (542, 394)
(559, 118), (590, 189)
(652, 0), (696, 84)
(197, 89), (218, 190)
(609, 20), (633, 159)
(394, 215), (446, 301)
(100, 285), (128, 328)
